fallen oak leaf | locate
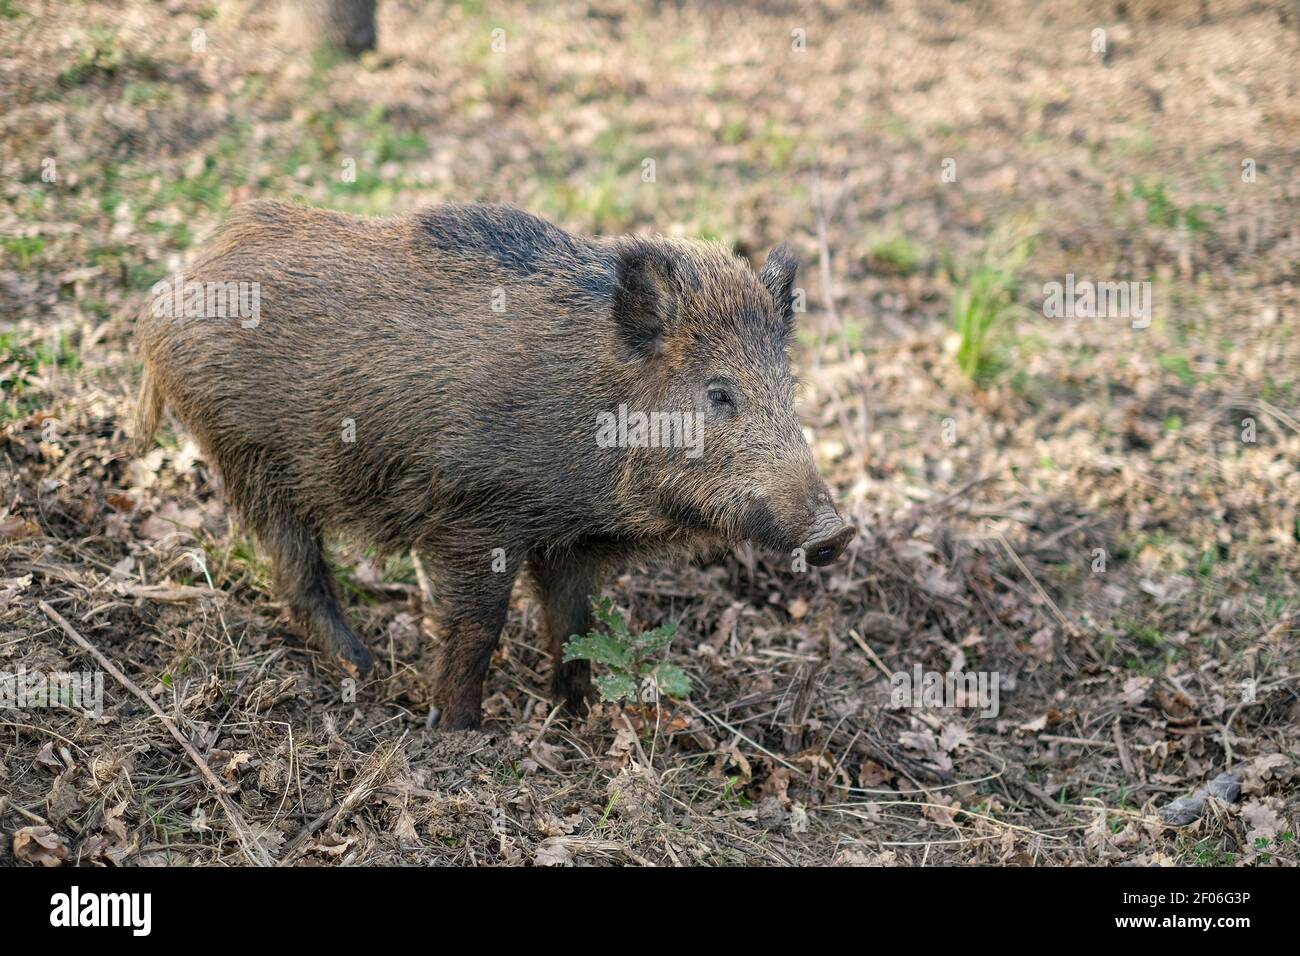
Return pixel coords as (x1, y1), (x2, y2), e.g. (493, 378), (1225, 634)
(939, 723), (973, 753)
(13, 825), (70, 866)
(898, 730), (939, 754)
(1017, 713), (1049, 733)
(1241, 799), (1285, 842)
(1121, 675), (1153, 706)
(34, 742), (64, 773)
(534, 837), (573, 867)
(310, 832), (355, 858)
(1242, 753), (1293, 795)
(76, 834), (111, 867)
(104, 493), (136, 513)
(223, 752), (252, 780)
(45, 770), (81, 826)
(102, 799), (131, 844)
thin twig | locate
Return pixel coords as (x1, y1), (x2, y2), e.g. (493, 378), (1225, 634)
(40, 600), (272, 866)
(279, 733), (407, 865)
(410, 549), (436, 606)
(995, 532), (1076, 636)
(810, 167), (840, 328)
(686, 701), (806, 777)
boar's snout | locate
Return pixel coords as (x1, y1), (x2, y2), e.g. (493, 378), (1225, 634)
(800, 505), (855, 566)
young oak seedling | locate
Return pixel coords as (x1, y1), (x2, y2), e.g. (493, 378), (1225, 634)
(562, 597), (691, 723)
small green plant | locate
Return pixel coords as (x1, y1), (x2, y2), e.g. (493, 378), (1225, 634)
(867, 235), (921, 274)
(719, 776), (752, 809)
(1158, 352), (1198, 386)
(58, 28), (128, 88)
(3, 236), (44, 268)
(1186, 839), (1235, 867)
(756, 119), (796, 168)
(1129, 180), (1220, 233)
(562, 598), (691, 719)
(1132, 179), (1179, 228)
(948, 224), (1034, 385)
(0, 330), (79, 422)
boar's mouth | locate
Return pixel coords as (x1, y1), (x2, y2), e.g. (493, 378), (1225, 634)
(659, 493), (720, 536)
(658, 489), (854, 565)
(735, 493), (794, 552)
(658, 489), (775, 548)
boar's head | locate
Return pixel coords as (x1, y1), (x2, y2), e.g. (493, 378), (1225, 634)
(608, 240), (855, 566)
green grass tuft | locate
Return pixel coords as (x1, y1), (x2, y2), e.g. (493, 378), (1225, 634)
(867, 235), (922, 275)
(948, 224), (1034, 385)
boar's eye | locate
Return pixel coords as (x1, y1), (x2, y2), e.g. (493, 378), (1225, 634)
(707, 387), (734, 408)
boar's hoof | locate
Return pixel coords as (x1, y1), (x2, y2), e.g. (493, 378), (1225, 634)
(334, 640), (374, 678)
(425, 704), (481, 732)
(552, 669), (594, 716)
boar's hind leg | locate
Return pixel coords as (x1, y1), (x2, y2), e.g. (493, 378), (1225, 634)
(264, 513), (374, 677)
(429, 554), (521, 732)
(528, 550), (596, 714)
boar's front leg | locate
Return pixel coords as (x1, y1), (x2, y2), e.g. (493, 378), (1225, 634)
(428, 552), (521, 731)
(528, 549), (596, 714)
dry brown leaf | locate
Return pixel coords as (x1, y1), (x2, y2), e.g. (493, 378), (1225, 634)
(393, 806), (419, 842)
(898, 730), (938, 754)
(1242, 753), (1293, 795)
(0, 514), (40, 540)
(922, 796), (960, 826)
(45, 770), (80, 826)
(758, 766), (792, 804)
(534, 837), (573, 867)
(1241, 799), (1285, 841)
(103, 799), (131, 844)
(311, 833), (355, 857)
(939, 722), (973, 753)
(34, 741), (63, 773)
(136, 501), (204, 545)
(605, 724), (638, 763)
(710, 747), (752, 785)
(104, 493), (136, 513)
(1122, 675), (1153, 706)
(857, 760), (891, 787)
(1018, 714), (1049, 733)
(220, 751), (252, 780)
(13, 825), (69, 866)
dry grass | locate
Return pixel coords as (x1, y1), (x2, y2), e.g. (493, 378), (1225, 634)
(0, 0), (1297, 866)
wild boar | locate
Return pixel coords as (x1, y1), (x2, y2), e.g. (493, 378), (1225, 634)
(135, 200), (855, 730)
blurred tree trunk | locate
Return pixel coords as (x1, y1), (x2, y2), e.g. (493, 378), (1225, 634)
(292, 0), (377, 56)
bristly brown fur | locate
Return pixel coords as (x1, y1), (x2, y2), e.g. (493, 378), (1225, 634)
(134, 199), (850, 729)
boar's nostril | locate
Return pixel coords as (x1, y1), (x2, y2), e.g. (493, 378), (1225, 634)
(801, 514), (855, 566)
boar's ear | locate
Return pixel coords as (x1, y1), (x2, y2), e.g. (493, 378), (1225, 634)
(611, 246), (678, 359)
(759, 244), (798, 337)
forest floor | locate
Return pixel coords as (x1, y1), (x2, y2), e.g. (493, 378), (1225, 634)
(1, 0), (1297, 866)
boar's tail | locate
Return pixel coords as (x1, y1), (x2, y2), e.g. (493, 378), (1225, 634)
(133, 362), (165, 455)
